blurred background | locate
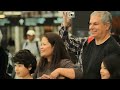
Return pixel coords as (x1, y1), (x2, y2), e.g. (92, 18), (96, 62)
(0, 11), (120, 54)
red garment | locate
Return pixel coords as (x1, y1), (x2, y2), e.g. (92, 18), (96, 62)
(87, 36), (94, 44)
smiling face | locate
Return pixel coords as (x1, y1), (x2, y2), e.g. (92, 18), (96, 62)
(100, 62), (110, 79)
(15, 63), (31, 78)
(89, 15), (109, 39)
(40, 37), (54, 59)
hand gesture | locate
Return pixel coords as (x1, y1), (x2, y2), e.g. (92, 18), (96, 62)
(62, 11), (72, 28)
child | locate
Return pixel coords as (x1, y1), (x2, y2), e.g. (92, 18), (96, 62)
(13, 49), (37, 79)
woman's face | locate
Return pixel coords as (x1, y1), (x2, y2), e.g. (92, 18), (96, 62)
(40, 37), (54, 58)
(100, 62), (110, 79)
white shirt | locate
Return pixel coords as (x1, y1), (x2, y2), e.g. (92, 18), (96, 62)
(22, 38), (41, 62)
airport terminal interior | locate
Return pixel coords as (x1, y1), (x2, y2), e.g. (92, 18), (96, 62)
(0, 11), (120, 55)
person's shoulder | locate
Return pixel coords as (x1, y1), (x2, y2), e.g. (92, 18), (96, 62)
(104, 37), (120, 53)
(34, 38), (40, 42)
(0, 47), (8, 57)
(108, 36), (119, 46)
(61, 59), (71, 62)
(0, 46), (5, 52)
(108, 36), (116, 42)
(60, 59), (74, 67)
(23, 39), (29, 43)
(87, 38), (95, 46)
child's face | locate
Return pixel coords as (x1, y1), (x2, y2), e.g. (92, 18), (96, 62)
(100, 62), (110, 79)
(15, 63), (30, 78)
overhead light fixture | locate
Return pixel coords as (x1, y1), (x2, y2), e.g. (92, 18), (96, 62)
(3, 11), (22, 16)
(0, 14), (5, 18)
(12, 12), (22, 15)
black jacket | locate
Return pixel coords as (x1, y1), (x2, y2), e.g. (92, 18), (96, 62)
(82, 37), (120, 79)
(0, 46), (10, 79)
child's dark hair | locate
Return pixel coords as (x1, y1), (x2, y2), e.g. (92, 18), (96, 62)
(103, 54), (120, 79)
(13, 49), (37, 74)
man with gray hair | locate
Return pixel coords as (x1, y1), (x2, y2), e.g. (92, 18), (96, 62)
(0, 30), (10, 79)
(49, 11), (120, 79)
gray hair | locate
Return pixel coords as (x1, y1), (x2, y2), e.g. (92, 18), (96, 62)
(0, 30), (3, 44)
(91, 11), (112, 30)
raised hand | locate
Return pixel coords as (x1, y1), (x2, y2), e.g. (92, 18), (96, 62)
(62, 11), (72, 28)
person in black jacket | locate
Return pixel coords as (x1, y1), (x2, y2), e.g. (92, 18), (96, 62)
(0, 30), (11, 79)
(111, 31), (120, 45)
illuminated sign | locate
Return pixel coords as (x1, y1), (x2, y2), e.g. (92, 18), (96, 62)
(0, 18), (10, 26)
(0, 17), (63, 26)
(25, 18), (37, 26)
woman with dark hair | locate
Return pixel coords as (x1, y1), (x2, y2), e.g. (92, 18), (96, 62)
(33, 32), (82, 79)
(100, 54), (120, 79)
(13, 49), (37, 79)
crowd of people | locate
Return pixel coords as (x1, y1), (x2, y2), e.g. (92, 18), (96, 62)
(0, 11), (120, 79)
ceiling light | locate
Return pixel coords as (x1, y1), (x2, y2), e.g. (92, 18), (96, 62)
(0, 15), (5, 18)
